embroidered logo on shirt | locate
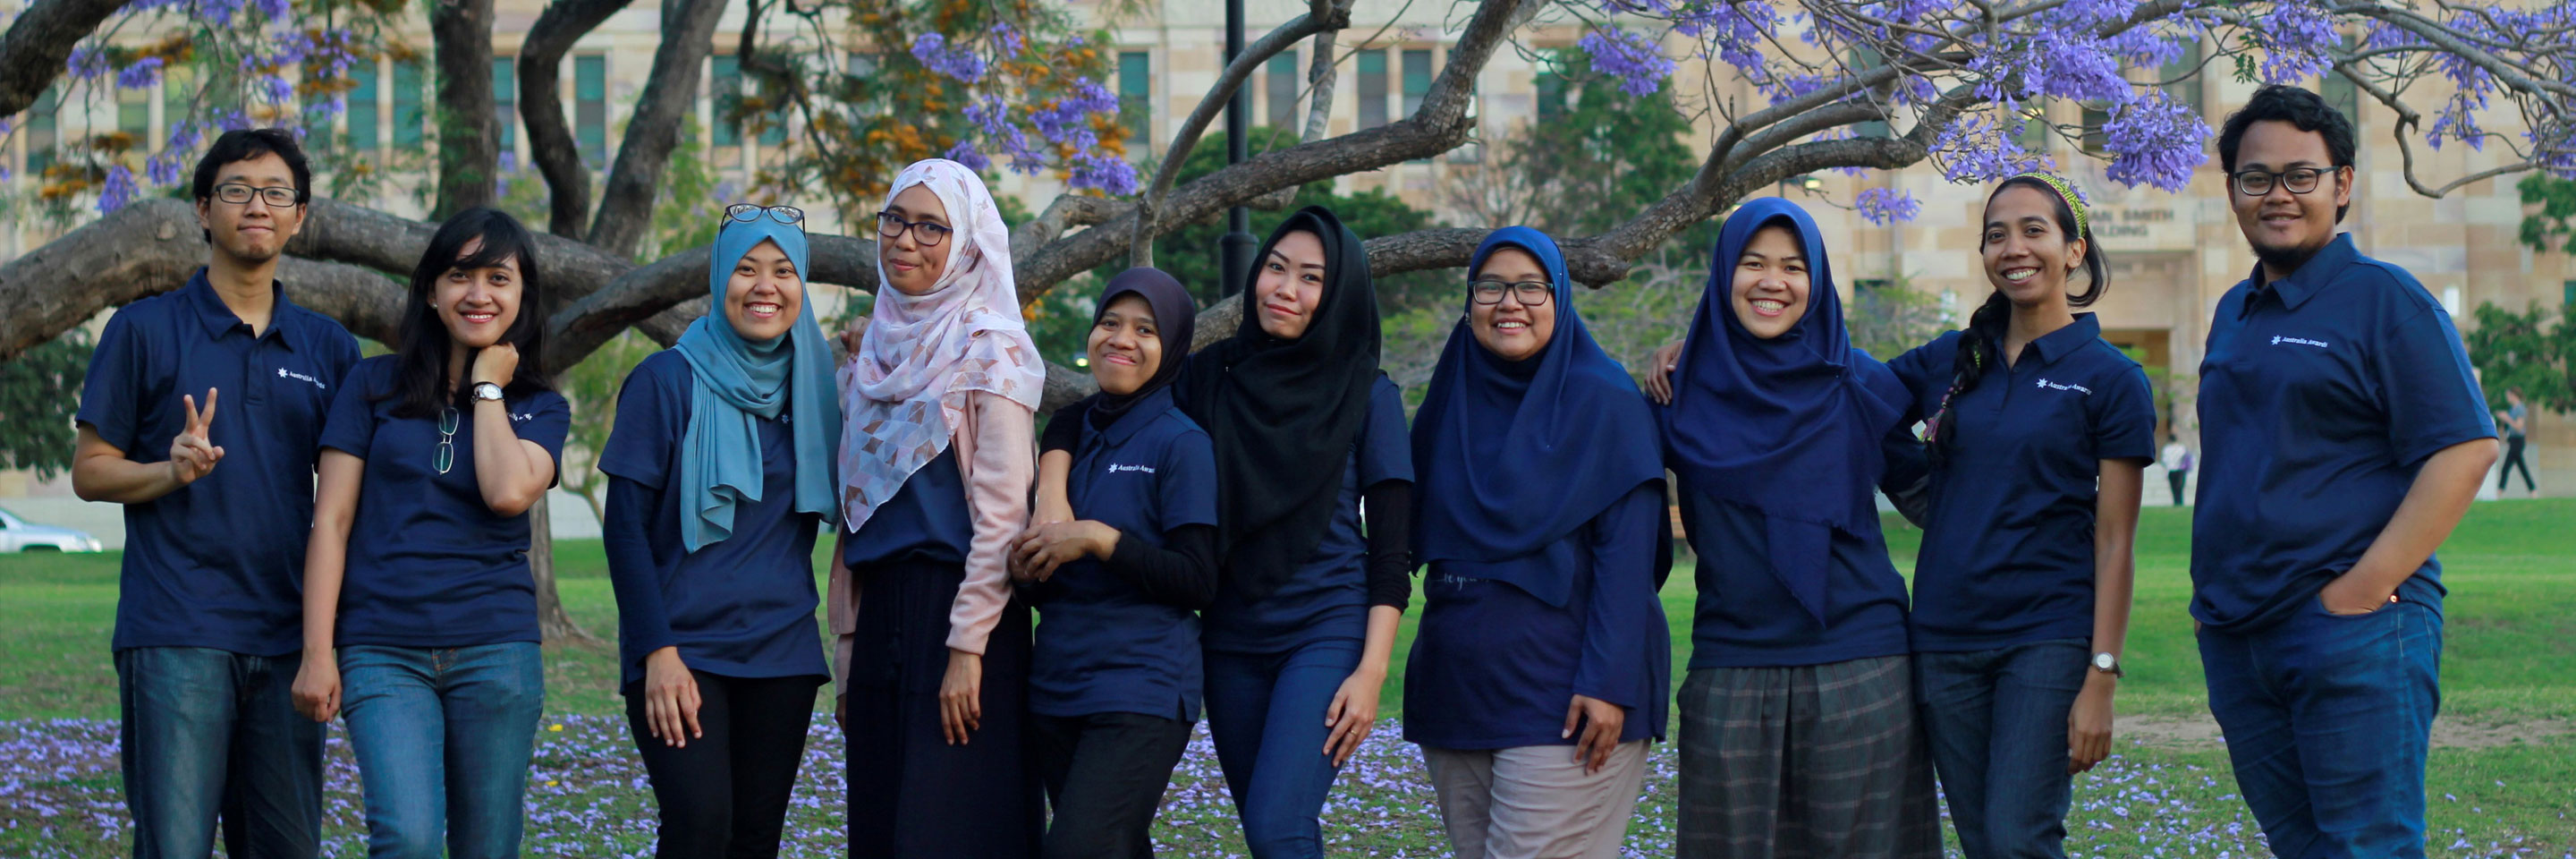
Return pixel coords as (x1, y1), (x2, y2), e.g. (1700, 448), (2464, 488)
(511, 412), (537, 423)
(276, 367), (326, 390)
(2036, 378), (2093, 395)
(1106, 463), (1157, 474)
(2270, 336), (2330, 349)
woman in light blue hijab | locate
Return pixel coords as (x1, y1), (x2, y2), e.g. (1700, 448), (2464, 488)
(598, 203), (842, 858)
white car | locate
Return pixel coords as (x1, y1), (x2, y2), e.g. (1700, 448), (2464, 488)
(0, 506), (105, 553)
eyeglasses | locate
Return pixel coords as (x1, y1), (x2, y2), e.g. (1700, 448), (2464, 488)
(2230, 166), (2337, 197)
(211, 183), (301, 208)
(726, 203), (806, 228)
(1468, 280), (1552, 306)
(876, 211), (953, 247)
(434, 407), (459, 475)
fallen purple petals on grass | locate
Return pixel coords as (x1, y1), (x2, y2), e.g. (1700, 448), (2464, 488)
(0, 719), (2562, 858)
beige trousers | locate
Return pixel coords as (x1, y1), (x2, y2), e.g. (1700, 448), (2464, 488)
(1419, 741), (1652, 859)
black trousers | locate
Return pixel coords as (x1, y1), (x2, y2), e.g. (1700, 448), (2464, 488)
(1029, 711), (1194, 859)
(623, 670), (824, 859)
(2499, 437), (2535, 492)
(2168, 469), (2190, 506)
(846, 558), (1043, 859)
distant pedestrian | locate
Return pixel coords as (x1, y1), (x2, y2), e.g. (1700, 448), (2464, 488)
(2161, 434), (2193, 506)
(2496, 387), (2536, 498)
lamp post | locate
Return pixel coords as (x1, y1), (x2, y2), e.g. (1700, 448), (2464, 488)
(1218, 0), (1258, 298)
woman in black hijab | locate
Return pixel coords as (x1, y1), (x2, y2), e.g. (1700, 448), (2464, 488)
(1030, 207), (1412, 858)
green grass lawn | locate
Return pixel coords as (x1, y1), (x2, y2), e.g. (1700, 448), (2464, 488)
(2, 499), (2570, 856)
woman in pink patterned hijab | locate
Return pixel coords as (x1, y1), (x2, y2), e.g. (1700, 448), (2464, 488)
(830, 158), (1047, 857)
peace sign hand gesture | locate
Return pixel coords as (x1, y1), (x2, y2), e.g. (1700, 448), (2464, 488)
(168, 388), (225, 486)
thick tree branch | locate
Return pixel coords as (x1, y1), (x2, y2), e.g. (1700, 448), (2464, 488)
(587, 0), (728, 258)
(0, 0), (123, 118)
(430, 0), (502, 219)
(288, 200), (637, 300)
(520, 0), (637, 238)
(1009, 194), (1125, 263)
(1130, 8), (1343, 266)
(547, 233), (879, 370)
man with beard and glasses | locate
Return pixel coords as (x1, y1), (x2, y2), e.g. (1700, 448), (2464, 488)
(2191, 85), (2497, 859)
(71, 128), (360, 859)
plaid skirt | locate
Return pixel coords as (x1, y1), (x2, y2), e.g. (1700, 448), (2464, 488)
(1675, 655), (1941, 859)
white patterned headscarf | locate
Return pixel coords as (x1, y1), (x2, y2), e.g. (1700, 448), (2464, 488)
(837, 158), (1046, 530)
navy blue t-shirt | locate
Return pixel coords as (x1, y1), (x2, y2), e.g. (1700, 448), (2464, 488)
(1404, 483), (1670, 750)
(1888, 315), (2158, 651)
(75, 269), (360, 656)
(843, 446), (974, 568)
(1202, 377), (1412, 654)
(598, 350), (828, 688)
(319, 356), (572, 648)
(1029, 389), (1220, 720)
(2193, 234), (2494, 631)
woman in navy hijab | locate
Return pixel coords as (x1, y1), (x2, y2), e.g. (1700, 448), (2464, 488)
(1657, 198), (1938, 859)
(1403, 227), (1671, 859)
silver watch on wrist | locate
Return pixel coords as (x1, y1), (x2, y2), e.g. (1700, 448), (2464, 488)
(2090, 651), (2123, 678)
(470, 382), (505, 403)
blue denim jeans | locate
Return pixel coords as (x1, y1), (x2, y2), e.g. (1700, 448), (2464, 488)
(116, 647), (325, 859)
(1912, 639), (2089, 859)
(339, 642), (545, 859)
(2199, 596), (2443, 859)
(1202, 638), (1363, 859)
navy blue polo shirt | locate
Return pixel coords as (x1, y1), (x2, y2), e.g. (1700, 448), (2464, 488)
(1028, 389), (1219, 720)
(2192, 234), (2494, 631)
(597, 350), (828, 688)
(1887, 316), (2158, 651)
(1403, 483), (1670, 750)
(319, 356), (572, 648)
(1202, 377), (1411, 654)
(843, 447), (974, 568)
(75, 269), (360, 656)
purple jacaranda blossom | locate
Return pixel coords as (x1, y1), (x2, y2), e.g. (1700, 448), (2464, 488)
(249, 0), (289, 20)
(2103, 91), (2209, 191)
(989, 21), (1023, 56)
(1580, 29), (1675, 98)
(1856, 186), (1921, 224)
(911, 32), (987, 84)
(99, 166), (140, 213)
(2246, 0), (2338, 83)
(1930, 111), (2055, 183)
(1068, 150), (1137, 195)
(68, 47), (110, 81)
(258, 74), (294, 105)
(117, 57), (165, 91)
(943, 141), (991, 172)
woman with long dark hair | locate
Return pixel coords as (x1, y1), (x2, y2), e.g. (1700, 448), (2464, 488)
(600, 203), (842, 857)
(291, 208), (568, 858)
(1402, 226), (1670, 859)
(1030, 207), (1413, 858)
(1885, 174), (2152, 859)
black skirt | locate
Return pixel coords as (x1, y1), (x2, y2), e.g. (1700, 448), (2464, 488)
(845, 557), (1042, 858)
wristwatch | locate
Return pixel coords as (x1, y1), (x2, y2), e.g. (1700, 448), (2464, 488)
(2090, 651), (2124, 678)
(471, 382), (506, 403)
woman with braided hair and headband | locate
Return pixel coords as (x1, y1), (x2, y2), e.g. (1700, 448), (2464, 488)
(831, 159), (1049, 857)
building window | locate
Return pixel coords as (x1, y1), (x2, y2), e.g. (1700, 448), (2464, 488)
(575, 55), (608, 166)
(1535, 61), (1567, 122)
(1266, 52), (1300, 132)
(492, 57), (517, 152)
(394, 61), (427, 148)
(27, 86), (59, 175)
(711, 55), (741, 149)
(118, 84), (151, 164)
(1357, 49), (1388, 130)
(1119, 51), (1151, 149)
(1402, 49), (1432, 117)
(2081, 102), (2110, 155)
(348, 61), (380, 151)
(2161, 40), (2204, 118)
(2017, 105), (2049, 149)
(1849, 47), (1891, 138)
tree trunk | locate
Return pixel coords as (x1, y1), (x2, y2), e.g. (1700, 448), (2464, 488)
(430, 0), (500, 220)
(586, 0), (728, 258)
(0, 0), (128, 117)
(528, 494), (599, 645)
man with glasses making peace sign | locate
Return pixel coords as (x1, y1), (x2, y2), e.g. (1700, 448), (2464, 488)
(2191, 86), (2496, 859)
(72, 128), (360, 859)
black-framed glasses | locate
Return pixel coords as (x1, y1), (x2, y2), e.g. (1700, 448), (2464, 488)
(2230, 166), (2337, 197)
(434, 407), (459, 475)
(211, 183), (301, 208)
(1469, 279), (1553, 306)
(726, 203), (806, 228)
(875, 211), (953, 247)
